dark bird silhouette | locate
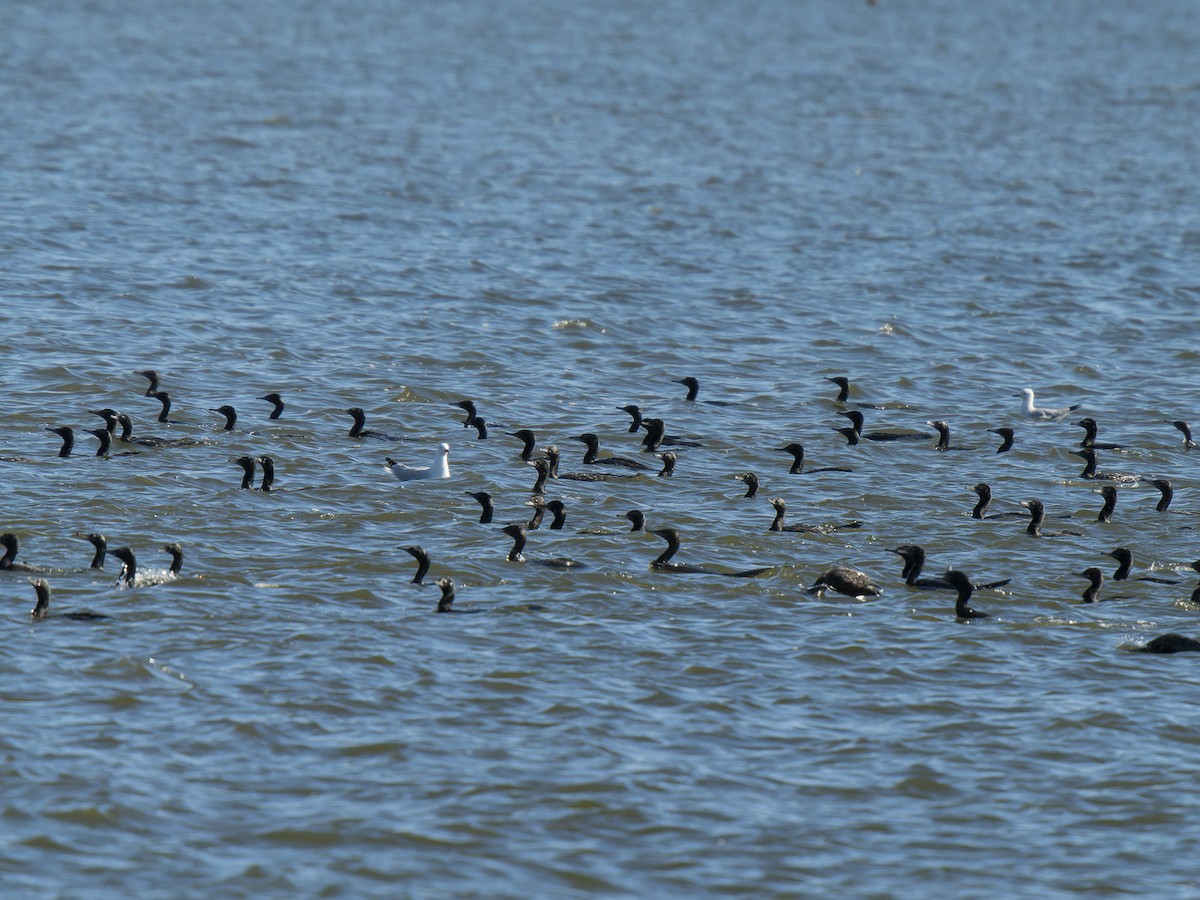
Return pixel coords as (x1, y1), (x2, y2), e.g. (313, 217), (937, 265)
(617, 404), (644, 433)
(259, 393), (285, 419)
(838, 409), (930, 443)
(1095, 485), (1118, 523)
(824, 375), (887, 409)
(162, 542), (184, 576)
(453, 400), (477, 424)
(116, 413), (205, 448)
(640, 418), (704, 452)
(657, 451), (676, 477)
(76, 532), (107, 569)
(970, 483), (1026, 520)
(648, 528), (772, 577)
(1137, 633), (1200, 653)
(776, 443), (852, 475)
(465, 416), (489, 439)
(1021, 499), (1082, 538)
(1107, 548), (1179, 584)
(402, 546), (430, 584)
(674, 376), (736, 406)
(258, 456), (276, 492)
(501, 523), (583, 569)
(136, 370), (160, 396)
(888, 544), (1009, 590)
(573, 433), (650, 470)
(1072, 448), (1138, 483)
(236, 456), (257, 489)
(29, 579), (108, 622)
(1, 533), (55, 573)
(738, 472), (760, 498)
(1149, 478), (1175, 512)
(465, 491), (494, 524)
(1167, 420), (1196, 449)
(769, 498), (863, 534)
(806, 565), (881, 598)
(110, 547), (137, 587)
(1077, 567), (1119, 603)
(942, 569), (989, 620)
(46, 426), (75, 458)
(435, 577), (457, 613)
(625, 510), (646, 533)
(211, 405), (238, 431)
(507, 429), (539, 461)
(988, 427), (1015, 453)
(347, 407), (400, 441)
(1075, 417), (1123, 451)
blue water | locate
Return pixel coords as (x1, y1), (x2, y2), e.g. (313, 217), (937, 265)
(3, 1), (1200, 896)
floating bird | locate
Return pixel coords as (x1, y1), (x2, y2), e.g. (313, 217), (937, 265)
(162, 543), (184, 576)
(1150, 478), (1174, 512)
(769, 498), (863, 535)
(640, 418), (704, 451)
(674, 376), (735, 406)
(149, 391), (182, 424)
(453, 400), (477, 424)
(136, 370), (160, 396)
(543, 446), (635, 482)
(46, 426), (75, 458)
(1075, 417), (1123, 451)
(988, 427), (1015, 453)
(776, 443), (852, 475)
(806, 565), (881, 598)
(401, 546), (430, 584)
(1107, 548), (1179, 584)
(235, 456), (257, 489)
(657, 451), (676, 477)
(211, 405), (239, 431)
(501, 523), (583, 568)
(116, 413), (205, 448)
(435, 577), (457, 613)
(1095, 485), (1118, 523)
(528, 458), (551, 494)
(507, 429), (539, 461)
(347, 407), (401, 441)
(1, 534), (55, 573)
(573, 433), (650, 470)
(465, 491), (494, 524)
(970, 483), (1026, 520)
(91, 407), (119, 435)
(259, 393), (285, 419)
(1077, 567), (1122, 603)
(1137, 634), (1200, 653)
(617, 404), (644, 433)
(941, 569), (989, 620)
(258, 456), (276, 492)
(384, 443), (451, 482)
(76, 532), (107, 569)
(29, 579), (107, 621)
(110, 547), (137, 587)
(838, 409), (930, 443)
(464, 416), (489, 439)
(625, 510), (646, 533)
(824, 376), (886, 409)
(1167, 421), (1196, 449)
(888, 545), (1009, 590)
(1017, 387), (1080, 420)
(1021, 499), (1082, 538)
(648, 528), (772, 577)
(737, 472), (759, 498)
(1072, 448), (1137, 483)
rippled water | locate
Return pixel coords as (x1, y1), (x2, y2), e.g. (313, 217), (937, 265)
(4, 1), (1200, 896)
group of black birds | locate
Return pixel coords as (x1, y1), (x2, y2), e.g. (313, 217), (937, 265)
(4, 371), (1199, 651)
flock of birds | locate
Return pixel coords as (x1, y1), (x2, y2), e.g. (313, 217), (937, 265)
(4, 372), (1199, 653)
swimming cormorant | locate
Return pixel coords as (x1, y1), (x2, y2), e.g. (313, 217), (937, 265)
(769, 498), (863, 534)
(402, 546), (430, 584)
(941, 569), (989, 620)
(648, 528), (772, 577)
(776, 443), (852, 475)
(259, 393), (285, 419)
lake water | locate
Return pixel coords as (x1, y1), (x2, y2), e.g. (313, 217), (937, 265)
(3, 1), (1200, 896)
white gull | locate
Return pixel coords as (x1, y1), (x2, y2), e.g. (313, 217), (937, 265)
(1017, 388), (1081, 420)
(385, 443), (451, 482)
